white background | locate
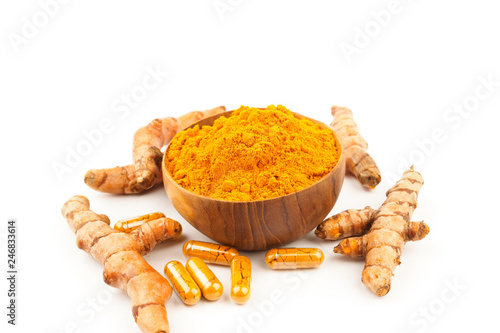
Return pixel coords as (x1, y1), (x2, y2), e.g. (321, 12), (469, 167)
(1, 1), (499, 332)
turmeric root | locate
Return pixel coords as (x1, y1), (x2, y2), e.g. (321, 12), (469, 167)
(84, 164), (161, 195)
(61, 195), (182, 333)
(315, 206), (375, 240)
(85, 106), (226, 194)
(331, 106), (381, 188)
(315, 206), (427, 241)
(333, 167), (429, 296)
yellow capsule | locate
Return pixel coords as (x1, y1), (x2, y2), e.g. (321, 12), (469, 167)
(183, 240), (239, 266)
(265, 248), (324, 269)
(231, 256), (251, 304)
(164, 260), (201, 306)
(186, 257), (223, 301)
(113, 212), (165, 233)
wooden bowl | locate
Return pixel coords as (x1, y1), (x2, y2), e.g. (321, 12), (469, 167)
(162, 110), (345, 251)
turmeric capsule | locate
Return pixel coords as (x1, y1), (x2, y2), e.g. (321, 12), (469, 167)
(183, 240), (239, 266)
(114, 212), (165, 233)
(186, 257), (223, 301)
(231, 256), (251, 304)
(164, 260), (201, 306)
(265, 248), (324, 269)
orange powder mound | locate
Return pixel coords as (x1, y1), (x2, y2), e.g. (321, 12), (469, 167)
(166, 105), (340, 201)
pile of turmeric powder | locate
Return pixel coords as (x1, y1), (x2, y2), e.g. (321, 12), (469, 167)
(166, 105), (340, 201)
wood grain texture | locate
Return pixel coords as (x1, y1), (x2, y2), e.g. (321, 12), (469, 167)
(162, 111), (346, 251)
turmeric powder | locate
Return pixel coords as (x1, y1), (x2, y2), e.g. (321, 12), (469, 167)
(166, 105), (340, 201)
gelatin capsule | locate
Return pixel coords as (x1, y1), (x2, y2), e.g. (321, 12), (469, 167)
(231, 256), (251, 304)
(164, 260), (201, 306)
(186, 257), (223, 301)
(265, 248), (324, 269)
(183, 240), (239, 266)
(114, 212), (165, 233)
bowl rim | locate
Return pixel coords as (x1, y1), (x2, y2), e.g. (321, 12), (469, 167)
(162, 109), (345, 204)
